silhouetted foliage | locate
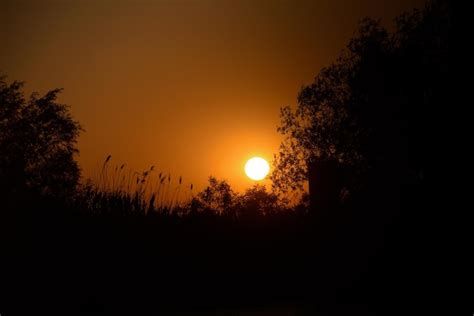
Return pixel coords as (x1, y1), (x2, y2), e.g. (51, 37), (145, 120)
(0, 76), (82, 199)
(272, 0), (450, 203)
(192, 176), (237, 215)
(72, 171), (296, 222)
(237, 184), (281, 217)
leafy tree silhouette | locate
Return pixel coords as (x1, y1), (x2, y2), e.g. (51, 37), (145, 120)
(271, 19), (388, 197)
(189, 177), (287, 221)
(192, 176), (237, 215)
(272, 0), (450, 212)
(237, 184), (280, 218)
(0, 76), (82, 200)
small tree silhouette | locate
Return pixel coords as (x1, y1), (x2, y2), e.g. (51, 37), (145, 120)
(237, 184), (280, 218)
(193, 176), (237, 215)
(0, 76), (82, 199)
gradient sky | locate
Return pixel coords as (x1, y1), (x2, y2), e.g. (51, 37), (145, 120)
(1, 0), (423, 192)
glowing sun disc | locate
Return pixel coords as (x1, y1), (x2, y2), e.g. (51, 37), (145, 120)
(245, 157), (270, 180)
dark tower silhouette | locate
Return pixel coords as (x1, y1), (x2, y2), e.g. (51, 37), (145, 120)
(308, 160), (343, 218)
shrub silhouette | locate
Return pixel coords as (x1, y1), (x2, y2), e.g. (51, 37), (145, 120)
(237, 184), (280, 218)
(191, 176), (237, 215)
(0, 76), (82, 199)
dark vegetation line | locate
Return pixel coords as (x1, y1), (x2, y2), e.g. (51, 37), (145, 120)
(79, 155), (306, 219)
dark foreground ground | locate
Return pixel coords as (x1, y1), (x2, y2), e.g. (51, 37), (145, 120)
(1, 201), (423, 315)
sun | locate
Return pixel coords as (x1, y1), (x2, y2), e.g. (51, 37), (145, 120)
(245, 157), (270, 180)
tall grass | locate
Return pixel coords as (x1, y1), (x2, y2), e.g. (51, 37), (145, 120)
(80, 155), (193, 216)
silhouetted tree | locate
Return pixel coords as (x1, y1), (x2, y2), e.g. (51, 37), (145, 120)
(236, 184), (280, 218)
(190, 178), (287, 220)
(192, 176), (237, 215)
(0, 76), (82, 199)
(272, 0), (450, 210)
(271, 18), (386, 194)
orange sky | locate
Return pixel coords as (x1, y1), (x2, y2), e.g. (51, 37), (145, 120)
(1, 0), (424, 192)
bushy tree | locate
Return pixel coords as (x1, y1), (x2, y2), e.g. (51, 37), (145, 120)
(272, 0), (450, 199)
(191, 177), (288, 220)
(0, 76), (82, 198)
(193, 176), (237, 214)
(237, 184), (280, 217)
(271, 18), (390, 198)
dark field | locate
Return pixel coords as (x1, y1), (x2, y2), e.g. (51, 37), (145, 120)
(1, 195), (413, 315)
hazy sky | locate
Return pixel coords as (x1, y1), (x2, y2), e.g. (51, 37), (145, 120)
(1, 0), (424, 191)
